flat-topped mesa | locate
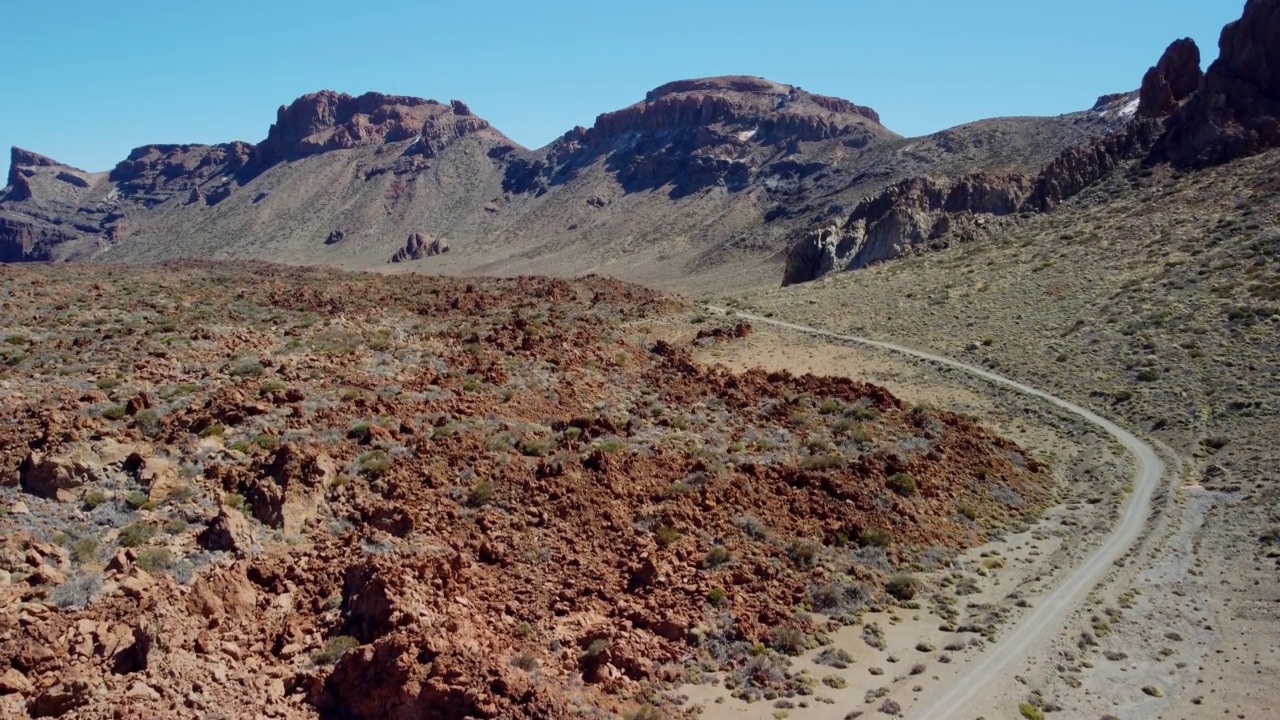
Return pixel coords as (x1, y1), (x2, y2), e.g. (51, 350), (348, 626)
(587, 75), (884, 146)
(252, 90), (492, 168)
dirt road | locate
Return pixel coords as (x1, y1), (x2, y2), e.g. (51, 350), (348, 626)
(708, 307), (1167, 720)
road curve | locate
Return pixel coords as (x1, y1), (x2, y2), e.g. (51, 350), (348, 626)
(707, 307), (1165, 720)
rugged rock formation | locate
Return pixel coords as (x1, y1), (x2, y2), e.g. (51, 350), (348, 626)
(109, 143), (252, 205)
(388, 232), (448, 263)
(504, 76), (895, 198)
(252, 91), (491, 170)
(1138, 38), (1203, 118)
(0, 214), (77, 262)
(1157, 0), (1280, 167)
(784, 118), (1163, 284)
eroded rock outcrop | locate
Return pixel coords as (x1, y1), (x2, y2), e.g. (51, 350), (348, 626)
(388, 232), (448, 263)
(1138, 38), (1203, 118)
(252, 91), (491, 169)
(784, 118), (1162, 283)
(1157, 0), (1280, 167)
(504, 76), (894, 198)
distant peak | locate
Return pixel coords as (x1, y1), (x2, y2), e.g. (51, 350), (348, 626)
(638, 76), (881, 126)
(11, 147), (63, 170)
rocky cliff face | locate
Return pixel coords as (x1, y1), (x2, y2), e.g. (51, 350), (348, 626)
(786, 0), (1280, 285)
(109, 142), (254, 207)
(252, 91), (491, 170)
(1156, 0), (1280, 167)
(783, 118), (1163, 284)
(503, 76), (896, 198)
(1138, 38), (1203, 118)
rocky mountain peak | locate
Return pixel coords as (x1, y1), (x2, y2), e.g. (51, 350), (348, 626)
(1137, 38), (1202, 118)
(253, 90), (491, 167)
(1157, 0), (1280, 166)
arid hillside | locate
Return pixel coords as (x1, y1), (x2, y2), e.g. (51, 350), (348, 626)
(0, 263), (1047, 719)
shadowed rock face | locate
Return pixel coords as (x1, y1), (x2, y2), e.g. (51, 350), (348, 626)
(1138, 38), (1203, 118)
(782, 119), (1163, 284)
(1157, 0), (1280, 167)
(503, 75), (894, 198)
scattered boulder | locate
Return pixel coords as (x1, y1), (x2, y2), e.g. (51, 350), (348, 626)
(325, 228), (346, 245)
(197, 505), (257, 556)
(245, 443), (335, 534)
(20, 449), (107, 502)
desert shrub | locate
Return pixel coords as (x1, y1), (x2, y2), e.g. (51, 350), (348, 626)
(1136, 368), (1161, 382)
(807, 578), (871, 614)
(655, 524), (680, 547)
(258, 380), (286, 396)
(910, 663), (926, 675)
(769, 625), (808, 655)
(83, 490), (109, 509)
(229, 356), (265, 377)
(4, 334), (27, 345)
(102, 405), (127, 420)
(72, 537), (99, 564)
(165, 517), (189, 534)
(886, 472), (917, 497)
(50, 572), (103, 610)
(735, 514), (769, 539)
(858, 526), (892, 548)
(134, 409), (160, 437)
(118, 522), (158, 548)
(706, 587), (729, 607)
(885, 574), (917, 601)
(357, 451), (390, 478)
(135, 547), (174, 572)
(511, 652), (539, 671)
(821, 674), (847, 689)
(1203, 435), (1230, 450)
(252, 433), (279, 451)
(348, 423), (372, 442)
(957, 501), (979, 521)
(95, 377), (119, 390)
(125, 490), (151, 510)
(815, 647), (853, 669)
(468, 480), (494, 506)
(518, 438), (551, 457)
(800, 453), (844, 471)
(312, 635), (360, 665)
(787, 538), (822, 568)
(702, 545), (732, 569)
(199, 423), (225, 438)
(614, 352), (628, 367)
(1019, 703), (1045, 720)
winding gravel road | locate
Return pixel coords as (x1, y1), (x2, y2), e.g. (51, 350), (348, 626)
(707, 307), (1166, 720)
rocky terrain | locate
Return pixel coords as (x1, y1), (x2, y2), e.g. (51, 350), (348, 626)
(0, 263), (1049, 718)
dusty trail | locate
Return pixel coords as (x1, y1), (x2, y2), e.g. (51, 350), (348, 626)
(707, 307), (1166, 720)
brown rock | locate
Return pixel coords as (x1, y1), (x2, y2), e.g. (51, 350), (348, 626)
(1138, 38), (1203, 118)
(389, 232), (449, 263)
(197, 505), (257, 556)
(244, 443), (335, 534)
(29, 677), (95, 717)
(19, 449), (106, 501)
(1157, 0), (1280, 167)
(0, 667), (32, 695)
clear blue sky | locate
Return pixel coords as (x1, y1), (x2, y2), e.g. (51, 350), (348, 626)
(2, 0), (1242, 172)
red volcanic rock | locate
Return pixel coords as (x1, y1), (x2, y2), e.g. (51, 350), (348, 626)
(1158, 0), (1280, 166)
(1138, 38), (1202, 118)
(254, 91), (491, 168)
